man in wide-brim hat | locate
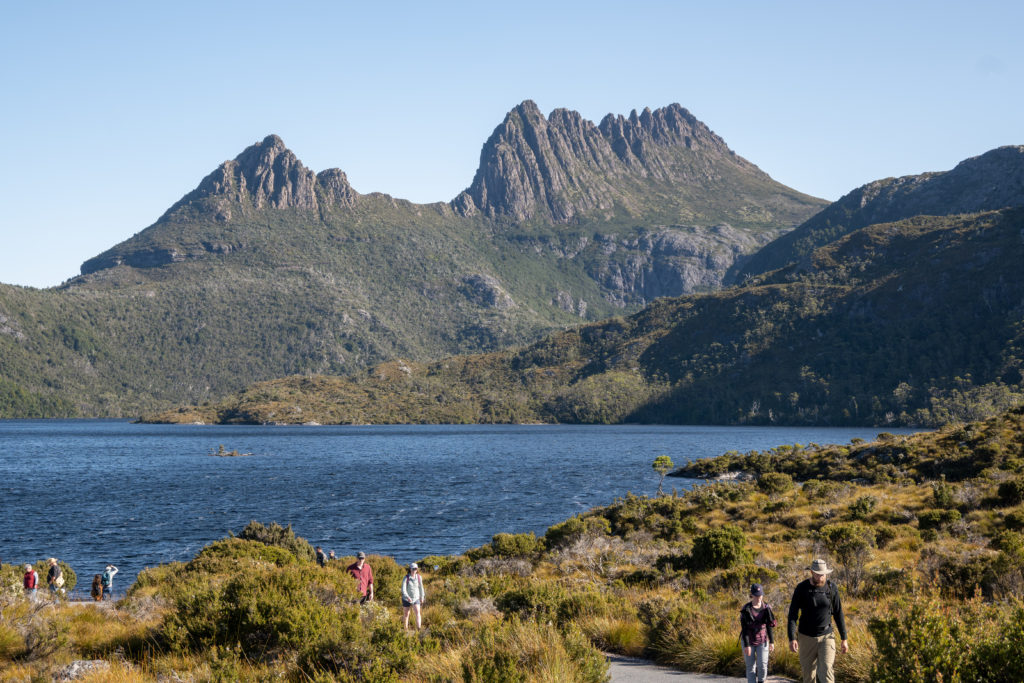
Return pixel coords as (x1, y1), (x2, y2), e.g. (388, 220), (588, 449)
(787, 558), (848, 683)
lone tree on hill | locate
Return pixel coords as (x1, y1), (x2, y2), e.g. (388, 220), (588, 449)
(653, 455), (674, 496)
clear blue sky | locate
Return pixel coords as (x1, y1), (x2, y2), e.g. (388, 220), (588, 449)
(2, 1), (1021, 288)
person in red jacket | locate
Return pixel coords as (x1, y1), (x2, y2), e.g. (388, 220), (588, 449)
(23, 563), (39, 599)
(347, 551), (374, 603)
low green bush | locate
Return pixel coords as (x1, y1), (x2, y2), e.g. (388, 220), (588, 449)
(848, 495), (877, 520)
(802, 479), (845, 502)
(544, 515), (611, 548)
(870, 593), (1024, 682)
(917, 508), (962, 530)
(757, 472), (793, 497)
(998, 477), (1024, 506)
(236, 521), (315, 563)
(491, 532), (544, 558)
(688, 526), (750, 572)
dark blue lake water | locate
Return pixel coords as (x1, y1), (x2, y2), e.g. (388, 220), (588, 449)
(0, 420), (914, 588)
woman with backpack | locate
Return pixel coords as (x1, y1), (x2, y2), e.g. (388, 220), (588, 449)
(401, 563), (425, 630)
(740, 583), (777, 683)
(101, 564), (118, 600)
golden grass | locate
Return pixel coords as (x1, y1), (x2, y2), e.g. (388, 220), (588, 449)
(579, 614), (646, 656)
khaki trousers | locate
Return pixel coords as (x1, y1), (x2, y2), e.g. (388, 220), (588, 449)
(798, 632), (836, 683)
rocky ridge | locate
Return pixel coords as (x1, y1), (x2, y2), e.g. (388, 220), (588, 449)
(453, 101), (782, 224)
(738, 145), (1024, 278)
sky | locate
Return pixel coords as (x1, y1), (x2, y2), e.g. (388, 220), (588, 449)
(1, 0), (1022, 289)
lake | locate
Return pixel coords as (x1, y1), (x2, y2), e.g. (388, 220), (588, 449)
(0, 420), (915, 588)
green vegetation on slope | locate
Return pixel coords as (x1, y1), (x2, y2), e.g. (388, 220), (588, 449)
(150, 208), (1024, 427)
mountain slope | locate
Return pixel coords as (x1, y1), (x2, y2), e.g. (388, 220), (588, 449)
(0, 102), (823, 417)
(148, 207), (1024, 426)
(735, 145), (1024, 279)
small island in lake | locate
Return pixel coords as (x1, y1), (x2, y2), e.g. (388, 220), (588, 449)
(209, 444), (253, 457)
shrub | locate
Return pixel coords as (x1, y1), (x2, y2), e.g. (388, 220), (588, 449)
(848, 495), (877, 520)
(689, 526), (750, 572)
(870, 593), (1024, 682)
(917, 508), (962, 530)
(494, 583), (568, 623)
(417, 554), (467, 575)
(544, 515), (610, 549)
(192, 537), (300, 568)
(932, 552), (995, 599)
(932, 477), (956, 509)
(819, 522), (874, 563)
(998, 477), (1024, 506)
(491, 532), (543, 558)
(802, 479), (845, 502)
(236, 521), (315, 562)
(757, 471), (794, 497)
(1005, 508), (1024, 531)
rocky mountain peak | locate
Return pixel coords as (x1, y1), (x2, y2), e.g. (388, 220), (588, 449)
(168, 135), (358, 217)
(454, 102), (778, 223)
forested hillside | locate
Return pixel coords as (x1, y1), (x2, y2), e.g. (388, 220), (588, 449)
(148, 208), (1024, 426)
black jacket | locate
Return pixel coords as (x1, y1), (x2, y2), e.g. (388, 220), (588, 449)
(740, 601), (777, 647)
(787, 578), (847, 641)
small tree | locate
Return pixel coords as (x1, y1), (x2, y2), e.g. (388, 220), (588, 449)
(652, 455), (674, 496)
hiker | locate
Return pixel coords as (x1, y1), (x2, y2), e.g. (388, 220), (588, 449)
(47, 558), (65, 597)
(401, 563), (425, 630)
(328, 550), (336, 562)
(740, 583), (777, 683)
(347, 551), (374, 603)
(315, 546), (327, 567)
(101, 564), (119, 600)
(23, 563), (38, 598)
(91, 574), (103, 601)
(787, 559), (848, 683)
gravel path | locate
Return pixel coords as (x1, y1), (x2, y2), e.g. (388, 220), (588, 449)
(606, 654), (796, 683)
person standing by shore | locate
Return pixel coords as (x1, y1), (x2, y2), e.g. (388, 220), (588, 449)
(91, 574), (103, 601)
(347, 551), (374, 603)
(740, 583), (776, 683)
(46, 558), (64, 597)
(787, 559), (848, 683)
(23, 564), (38, 599)
(401, 563), (425, 630)
(101, 564), (118, 600)
(315, 546), (327, 567)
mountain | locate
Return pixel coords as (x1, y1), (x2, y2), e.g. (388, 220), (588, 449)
(147, 206), (1024, 426)
(735, 145), (1024, 279)
(0, 102), (823, 417)
(452, 101), (820, 228)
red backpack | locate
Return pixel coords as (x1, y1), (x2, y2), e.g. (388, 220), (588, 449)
(24, 570), (38, 589)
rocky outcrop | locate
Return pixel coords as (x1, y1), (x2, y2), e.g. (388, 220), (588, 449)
(516, 224), (781, 307)
(453, 101), (796, 225)
(738, 145), (1024, 278)
(459, 274), (516, 310)
(164, 135), (359, 219)
(80, 241), (246, 274)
